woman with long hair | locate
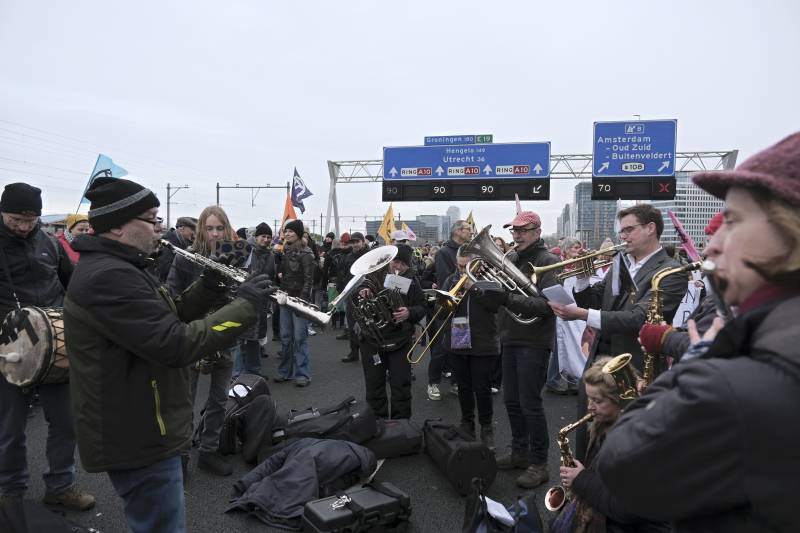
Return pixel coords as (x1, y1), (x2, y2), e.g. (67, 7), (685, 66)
(167, 205), (238, 477)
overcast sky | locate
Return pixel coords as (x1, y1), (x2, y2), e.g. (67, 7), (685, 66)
(1, 0), (798, 238)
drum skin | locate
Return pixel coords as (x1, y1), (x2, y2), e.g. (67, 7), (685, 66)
(0, 306), (69, 387)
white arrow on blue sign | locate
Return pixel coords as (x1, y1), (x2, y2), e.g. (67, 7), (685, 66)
(383, 142), (551, 180)
(593, 120), (677, 178)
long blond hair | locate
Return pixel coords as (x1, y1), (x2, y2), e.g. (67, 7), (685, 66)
(193, 205), (235, 257)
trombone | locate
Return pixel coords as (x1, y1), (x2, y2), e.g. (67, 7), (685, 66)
(406, 262), (479, 364)
(528, 243), (627, 284)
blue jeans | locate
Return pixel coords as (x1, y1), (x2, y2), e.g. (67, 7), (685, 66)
(232, 340), (262, 378)
(279, 305), (310, 380)
(0, 379), (76, 496)
(108, 455), (185, 533)
(502, 345), (550, 464)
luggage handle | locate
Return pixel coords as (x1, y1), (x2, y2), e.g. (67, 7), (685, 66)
(287, 396), (356, 422)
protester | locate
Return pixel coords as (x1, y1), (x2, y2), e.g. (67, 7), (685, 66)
(56, 213), (90, 265)
(157, 216), (197, 281)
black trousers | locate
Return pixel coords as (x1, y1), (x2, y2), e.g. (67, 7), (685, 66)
(449, 353), (497, 428)
(359, 339), (412, 419)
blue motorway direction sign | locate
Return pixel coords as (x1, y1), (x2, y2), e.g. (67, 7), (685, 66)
(424, 134), (493, 146)
(384, 142), (550, 180)
(593, 120), (677, 178)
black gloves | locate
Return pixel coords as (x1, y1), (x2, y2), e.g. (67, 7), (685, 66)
(201, 253), (246, 289)
(472, 280), (509, 308)
(236, 274), (277, 309)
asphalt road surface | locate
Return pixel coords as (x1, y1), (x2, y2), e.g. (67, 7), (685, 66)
(22, 325), (577, 532)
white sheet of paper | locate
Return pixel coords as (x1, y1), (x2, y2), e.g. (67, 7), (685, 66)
(484, 496), (515, 526)
(542, 284), (576, 305)
(384, 273), (411, 295)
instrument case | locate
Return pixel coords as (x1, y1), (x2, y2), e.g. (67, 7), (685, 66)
(423, 419), (497, 496)
(273, 396), (379, 445)
(363, 418), (423, 460)
(302, 481), (411, 532)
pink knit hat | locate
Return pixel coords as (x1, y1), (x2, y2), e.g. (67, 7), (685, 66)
(693, 132), (800, 206)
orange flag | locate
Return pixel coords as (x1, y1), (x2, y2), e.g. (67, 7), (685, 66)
(280, 192), (298, 233)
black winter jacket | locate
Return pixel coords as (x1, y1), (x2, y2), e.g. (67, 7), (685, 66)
(357, 266), (426, 351)
(435, 239), (460, 286)
(499, 239), (559, 348)
(341, 245), (369, 288)
(441, 273), (503, 356)
(227, 438), (377, 530)
(64, 235), (257, 472)
(598, 291), (800, 532)
(156, 228), (190, 282)
(0, 221), (72, 317)
(279, 243), (314, 301)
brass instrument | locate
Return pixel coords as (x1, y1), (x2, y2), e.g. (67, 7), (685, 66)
(529, 244), (627, 284)
(602, 353), (639, 401)
(462, 225), (540, 325)
(544, 413), (595, 512)
(642, 261), (703, 386)
(160, 239), (355, 327)
(406, 262), (480, 364)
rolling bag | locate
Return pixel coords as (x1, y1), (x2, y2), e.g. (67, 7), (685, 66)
(362, 418), (423, 459)
(423, 420), (497, 496)
(302, 481), (411, 532)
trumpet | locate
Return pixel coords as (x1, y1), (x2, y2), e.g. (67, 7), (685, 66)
(544, 413), (595, 512)
(406, 262), (479, 364)
(462, 226), (540, 325)
(529, 244), (627, 284)
(161, 240), (354, 327)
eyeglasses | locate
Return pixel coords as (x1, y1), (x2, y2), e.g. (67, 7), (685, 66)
(135, 216), (164, 227)
(617, 224), (644, 237)
(509, 226), (539, 234)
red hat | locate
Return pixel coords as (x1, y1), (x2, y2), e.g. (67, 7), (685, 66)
(340, 232), (351, 244)
(503, 211), (541, 228)
(693, 132), (800, 206)
(704, 211), (724, 236)
(549, 246), (562, 256)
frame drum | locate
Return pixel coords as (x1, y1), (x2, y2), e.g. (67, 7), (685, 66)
(0, 307), (69, 388)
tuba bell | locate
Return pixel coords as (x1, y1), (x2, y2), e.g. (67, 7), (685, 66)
(601, 353), (639, 401)
(462, 225), (540, 325)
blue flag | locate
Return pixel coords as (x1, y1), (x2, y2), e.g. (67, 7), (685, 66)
(291, 167), (313, 214)
(78, 154), (129, 206)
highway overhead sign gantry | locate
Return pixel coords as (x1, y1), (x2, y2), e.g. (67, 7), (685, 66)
(383, 142), (551, 180)
(593, 120), (677, 178)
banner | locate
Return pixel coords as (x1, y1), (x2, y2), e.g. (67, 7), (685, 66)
(377, 203), (397, 243)
(78, 154), (128, 208)
(401, 222), (417, 241)
(291, 167), (313, 214)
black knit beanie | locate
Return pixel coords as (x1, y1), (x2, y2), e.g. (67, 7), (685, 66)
(255, 222), (273, 236)
(284, 219), (304, 237)
(1, 183), (42, 216)
(86, 177), (160, 233)
(394, 244), (413, 266)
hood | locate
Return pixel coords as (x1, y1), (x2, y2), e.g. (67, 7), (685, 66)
(71, 234), (152, 269)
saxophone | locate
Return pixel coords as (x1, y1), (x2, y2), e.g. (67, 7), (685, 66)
(544, 413), (595, 512)
(641, 261), (703, 386)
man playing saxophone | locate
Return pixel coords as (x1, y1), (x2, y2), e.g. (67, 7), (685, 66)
(548, 204), (687, 460)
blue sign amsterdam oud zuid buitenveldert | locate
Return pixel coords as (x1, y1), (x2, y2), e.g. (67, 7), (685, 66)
(593, 120), (677, 178)
(383, 142), (551, 180)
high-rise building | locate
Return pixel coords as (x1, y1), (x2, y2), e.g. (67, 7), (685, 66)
(651, 171), (724, 249)
(446, 206), (461, 225)
(572, 181), (618, 248)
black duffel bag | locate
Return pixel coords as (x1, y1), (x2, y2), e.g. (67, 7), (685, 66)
(363, 418), (423, 459)
(273, 396), (379, 444)
(423, 419), (497, 496)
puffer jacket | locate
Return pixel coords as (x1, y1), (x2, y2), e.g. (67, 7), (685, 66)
(279, 242), (314, 301)
(64, 235), (257, 472)
(0, 221), (72, 318)
(598, 290), (800, 532)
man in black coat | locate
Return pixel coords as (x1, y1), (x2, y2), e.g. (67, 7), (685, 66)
(156, 217), (196, 281)
(549, 203), (687, 461)
(340, 232), (369, 363)
(0, 183), (94, 511)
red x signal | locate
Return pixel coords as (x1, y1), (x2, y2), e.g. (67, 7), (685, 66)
(658, 182), (671, 193)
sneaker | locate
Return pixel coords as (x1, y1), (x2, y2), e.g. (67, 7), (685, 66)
(480, 429), (496, 451)
(490, 387), (499, 394)
(496, 449), (531, 470)
(516, 463), (549, 489)
(295, 377), (310, 387)
(427, 383), (441, 401)
(341, 353), (359, 363)
(307, 327), (317, 336)
(43, 485), (96, 511)
(198, 451), (232, 476)
(450, 383), (459, 395)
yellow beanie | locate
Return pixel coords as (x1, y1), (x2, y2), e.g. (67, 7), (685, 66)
(66, 213), (89, 231)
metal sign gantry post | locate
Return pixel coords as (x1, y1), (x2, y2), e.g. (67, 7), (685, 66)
(324, 151), (737, 236)
(165, 183), (189, 229)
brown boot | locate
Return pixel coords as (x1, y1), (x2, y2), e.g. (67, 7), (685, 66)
(496, 449), (531, 470)
(516, 463), (549, 489)
(43, 485), (96, 511)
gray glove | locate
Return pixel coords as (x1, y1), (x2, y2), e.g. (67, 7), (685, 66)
(236, 274), (277, 309)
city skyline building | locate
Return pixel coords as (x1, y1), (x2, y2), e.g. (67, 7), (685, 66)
(651, 171), (725, 249)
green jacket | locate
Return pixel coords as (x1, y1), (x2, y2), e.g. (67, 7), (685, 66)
(64, 235), (256, 472)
